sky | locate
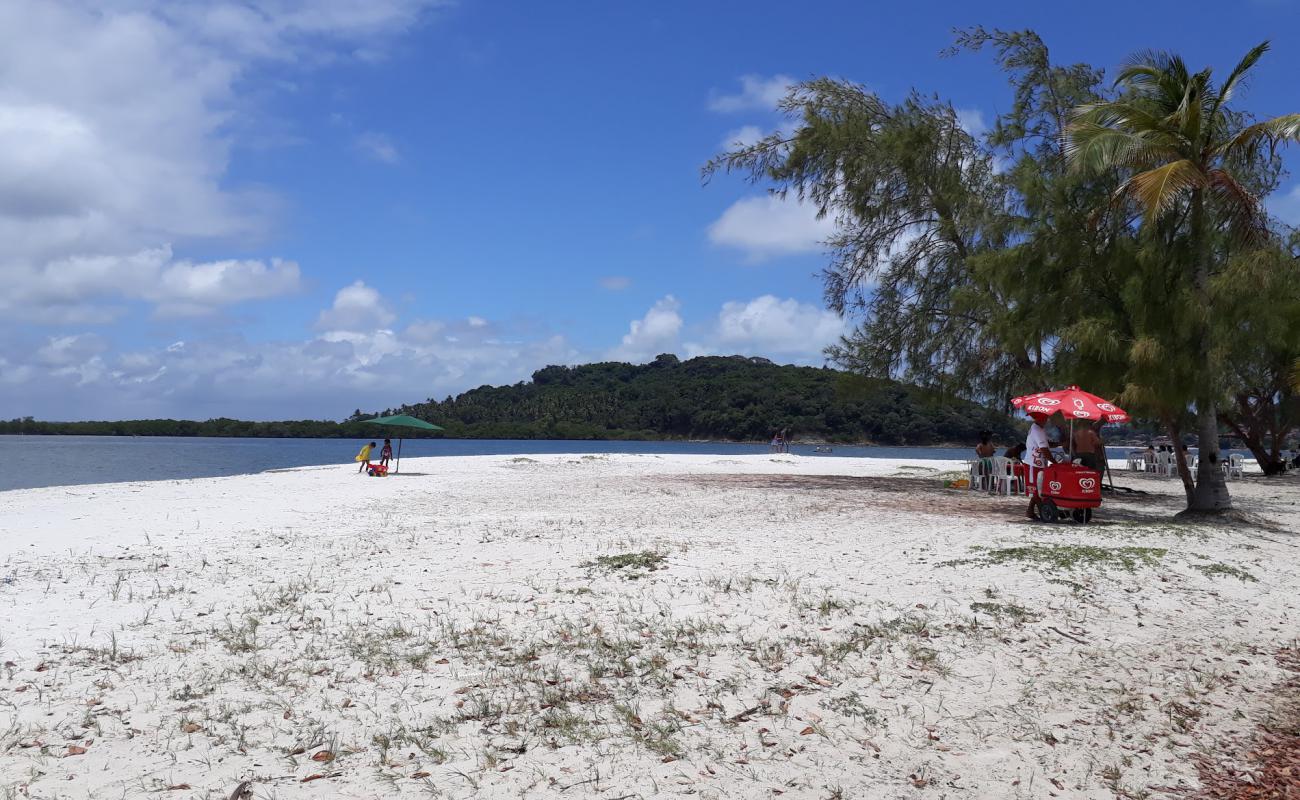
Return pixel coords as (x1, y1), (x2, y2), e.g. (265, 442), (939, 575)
(2, 0), (1298, 421)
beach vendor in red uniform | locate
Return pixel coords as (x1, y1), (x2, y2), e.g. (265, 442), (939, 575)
(1025, 412), (1056, 520)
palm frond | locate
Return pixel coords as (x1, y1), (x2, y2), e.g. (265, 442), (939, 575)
(1064, 124), (1135, 171)
(1218, 113), (1300, 158)
(1169, 69), (1211, 145)
(1113, 62), (1165, 91)
(1214, 41), (1270, 114)
(1125, 159), (1206, 222)
(1208, 168), (1268, 246)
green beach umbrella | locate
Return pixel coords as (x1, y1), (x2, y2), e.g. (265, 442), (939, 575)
(366, 414), (444, 474)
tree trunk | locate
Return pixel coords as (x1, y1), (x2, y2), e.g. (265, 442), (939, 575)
(1187, 190), (1232, 511)
(1220, 410), (1286, 476)
(1165, 416), (1196, 505)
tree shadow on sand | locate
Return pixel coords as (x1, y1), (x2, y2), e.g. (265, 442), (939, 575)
(678, 473), (1287, 531)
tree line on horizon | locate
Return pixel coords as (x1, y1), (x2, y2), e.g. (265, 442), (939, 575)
(705, 28), (1300, 509)
(1, 355), (1021, 445)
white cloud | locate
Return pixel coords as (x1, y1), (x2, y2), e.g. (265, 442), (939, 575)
(315, 281), (396, 332)
(0, 0), (443, 322)
(719, 125), (766, 150)
(708, 74), (794, 113)
(599, 276), (632, 291)
(955, 108), (987, 137)
(1, 315), (581, 421)
(1268, 183), (1300, 226)
(608, 296), (683, 362)
(356, 131), (401, 164)
(707, 194), (836, 261)
(151, 257), (303, 316)
(35, 333), (108, 367)
(696, 295), (846, 359)
(2, 245), (301, 321)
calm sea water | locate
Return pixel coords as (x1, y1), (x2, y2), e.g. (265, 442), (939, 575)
(0, 436), (977, 493)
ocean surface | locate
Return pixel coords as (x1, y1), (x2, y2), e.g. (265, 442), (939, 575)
(0, 436), (982, 493)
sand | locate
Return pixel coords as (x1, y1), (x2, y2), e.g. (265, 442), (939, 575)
(1, 453), (1297, 799)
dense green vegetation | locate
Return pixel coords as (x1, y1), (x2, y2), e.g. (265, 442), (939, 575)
(388, 354), (1016, 443)
(1, 354), (1018, 445)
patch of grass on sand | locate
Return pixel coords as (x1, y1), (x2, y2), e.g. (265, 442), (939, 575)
(822, 691), (884, 726)
(1190, 562), (1257, 582)
(969, 602), (1039, 623)
(944, 543), (1165, 573)
(1046, 577), (1089, 593)
(507, 457), (537, 464)
(582, 550), (667, 578)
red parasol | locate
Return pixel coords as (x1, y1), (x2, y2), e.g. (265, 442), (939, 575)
(1010, 385), (1129, 423)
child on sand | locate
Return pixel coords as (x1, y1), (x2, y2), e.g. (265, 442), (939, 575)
(355, 441), (376, 473)
(380, 439), (393, 468)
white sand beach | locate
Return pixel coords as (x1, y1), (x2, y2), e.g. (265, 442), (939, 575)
(2, 454), (1297, 799)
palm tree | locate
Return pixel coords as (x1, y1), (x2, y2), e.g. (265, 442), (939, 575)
(1065, 42), (1300, 511)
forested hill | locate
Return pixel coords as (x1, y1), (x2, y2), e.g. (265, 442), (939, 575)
(384, 354), (1016, 445)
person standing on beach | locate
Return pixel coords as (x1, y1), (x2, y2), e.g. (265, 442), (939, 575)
(355, 441), (376, 473)
(380, 439), (393, 468)
(1025, 412), (1055, 520)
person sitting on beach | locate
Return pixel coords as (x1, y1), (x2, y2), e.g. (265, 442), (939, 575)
(355, 441), (376, 473)
(380, 438), (393, 468)
(1004, 443), (1026, 461)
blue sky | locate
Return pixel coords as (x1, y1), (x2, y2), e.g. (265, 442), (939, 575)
(2, 0), (1297, 420)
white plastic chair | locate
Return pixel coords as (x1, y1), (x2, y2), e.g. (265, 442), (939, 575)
(1228, 453), (1244, 479)
(987, 457), (1008, 494)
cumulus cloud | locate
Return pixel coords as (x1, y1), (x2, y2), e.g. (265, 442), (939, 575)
(708, 74), (794, 113)
(608, 294), (841, 366)
(607, 296), (684, 362)
(2, 245), (301, 321)
(315, 281), (396, 332)
(152, 257), (303, 317)
(707, 195), (836, 261)
(700, 295), (846, 358)
(0, 0), (442, 323)
(355, 131), (401, 164)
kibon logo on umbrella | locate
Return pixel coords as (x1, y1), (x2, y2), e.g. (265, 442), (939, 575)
(1010, 386), (1130, 424)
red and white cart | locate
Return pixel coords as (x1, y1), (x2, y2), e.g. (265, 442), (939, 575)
(1010, 385), (1130, 524)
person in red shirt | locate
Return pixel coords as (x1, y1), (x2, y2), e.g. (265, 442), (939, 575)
(379, 438), (393, 468)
